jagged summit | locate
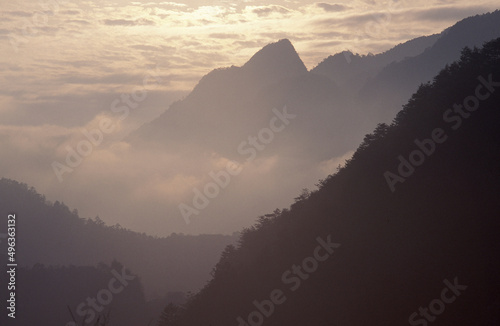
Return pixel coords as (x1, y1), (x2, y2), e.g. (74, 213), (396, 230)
(242, 38), (307, 80)
(184, 39), (307, 101)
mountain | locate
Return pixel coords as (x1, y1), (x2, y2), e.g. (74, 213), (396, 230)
(311, 33), (441, 93)
(359, 10), (500, 122)
(130, 11), (500, 161)
(1, 262), (148, 326)
(128, 38), (363, 163)
(0, 178), (238, 299)
(241, 38), (308, 85)
(159, 37), (500, 326)
(128, 38), (351, 161)
(125, 11), (500, 235)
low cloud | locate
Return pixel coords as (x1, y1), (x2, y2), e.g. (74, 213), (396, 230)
(102, 18), (156, 26)
(56, 73), (148, 85)
(408, 5), (493, 22)
(129, 44), (164, 51)
(209, 33), (243, 39)
(250, 5), (292, 17)
(65, 19), (91, 25)
(3, 11), (34, 17)
(60, 10), (81, 15)
(311, 40), (342, 48)
(0, 101), (342, 235)
(316, 3), (350, 12)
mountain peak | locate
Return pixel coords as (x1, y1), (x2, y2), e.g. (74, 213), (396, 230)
(242, 39), (307, 80)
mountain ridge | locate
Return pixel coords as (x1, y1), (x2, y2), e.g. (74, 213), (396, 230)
(242, 38), (308, 82)
(162, 36), (500, 326)
(359, 10), (500, 122)
(0, 177), (238, 299)
(125, 11), (500, 236)
(310, 33), (441, 91)
(131, 11), (500, 154)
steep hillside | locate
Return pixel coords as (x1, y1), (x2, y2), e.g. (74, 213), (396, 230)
(163, 38), (500, 326)
(0, 262), (148, 326)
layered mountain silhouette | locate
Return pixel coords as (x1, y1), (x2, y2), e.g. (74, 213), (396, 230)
(130, 10), (500, 165)
(311, 33), (441, 93)
(161, 36), (500, 326)
(358, 10), (500, 122)
(0, 178), (238, 300)
(129, 39), (355, 162)
(2, 262), (149, 326)
(123, 11), (500, 235)
(2, 10), (500, 326)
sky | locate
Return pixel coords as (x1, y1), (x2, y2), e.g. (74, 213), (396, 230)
(0, 0), (498, 235)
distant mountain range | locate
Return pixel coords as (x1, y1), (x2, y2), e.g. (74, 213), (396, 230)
(357, 10), (500, 122)
(1, 9), (500, 326)
(162, 35), (500, 326)
(130, 10), (500, 162)
(311, 33), (441, 92)
(123, 10), (500, 236)
(0, 178), (238, 300)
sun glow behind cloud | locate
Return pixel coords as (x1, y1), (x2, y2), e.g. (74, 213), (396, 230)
(1, 1), (497, 95)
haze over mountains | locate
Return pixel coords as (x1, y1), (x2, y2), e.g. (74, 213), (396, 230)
(0, 178), (238, 324)
(0, 178), (238, 298)
(1, 9), (500, 326)
(1, 11), (499, 237)
(163, 36), (500, 326)
(358, 10), (500, 121)
(124, 10), (500, 234)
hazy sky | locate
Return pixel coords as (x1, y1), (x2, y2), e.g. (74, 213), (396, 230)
(0, 0), (498, 235)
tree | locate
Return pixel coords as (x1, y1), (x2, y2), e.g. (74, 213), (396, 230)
(158, 303), (183, 326)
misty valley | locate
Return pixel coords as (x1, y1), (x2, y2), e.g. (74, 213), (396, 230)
(1, 6), (500, 326)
